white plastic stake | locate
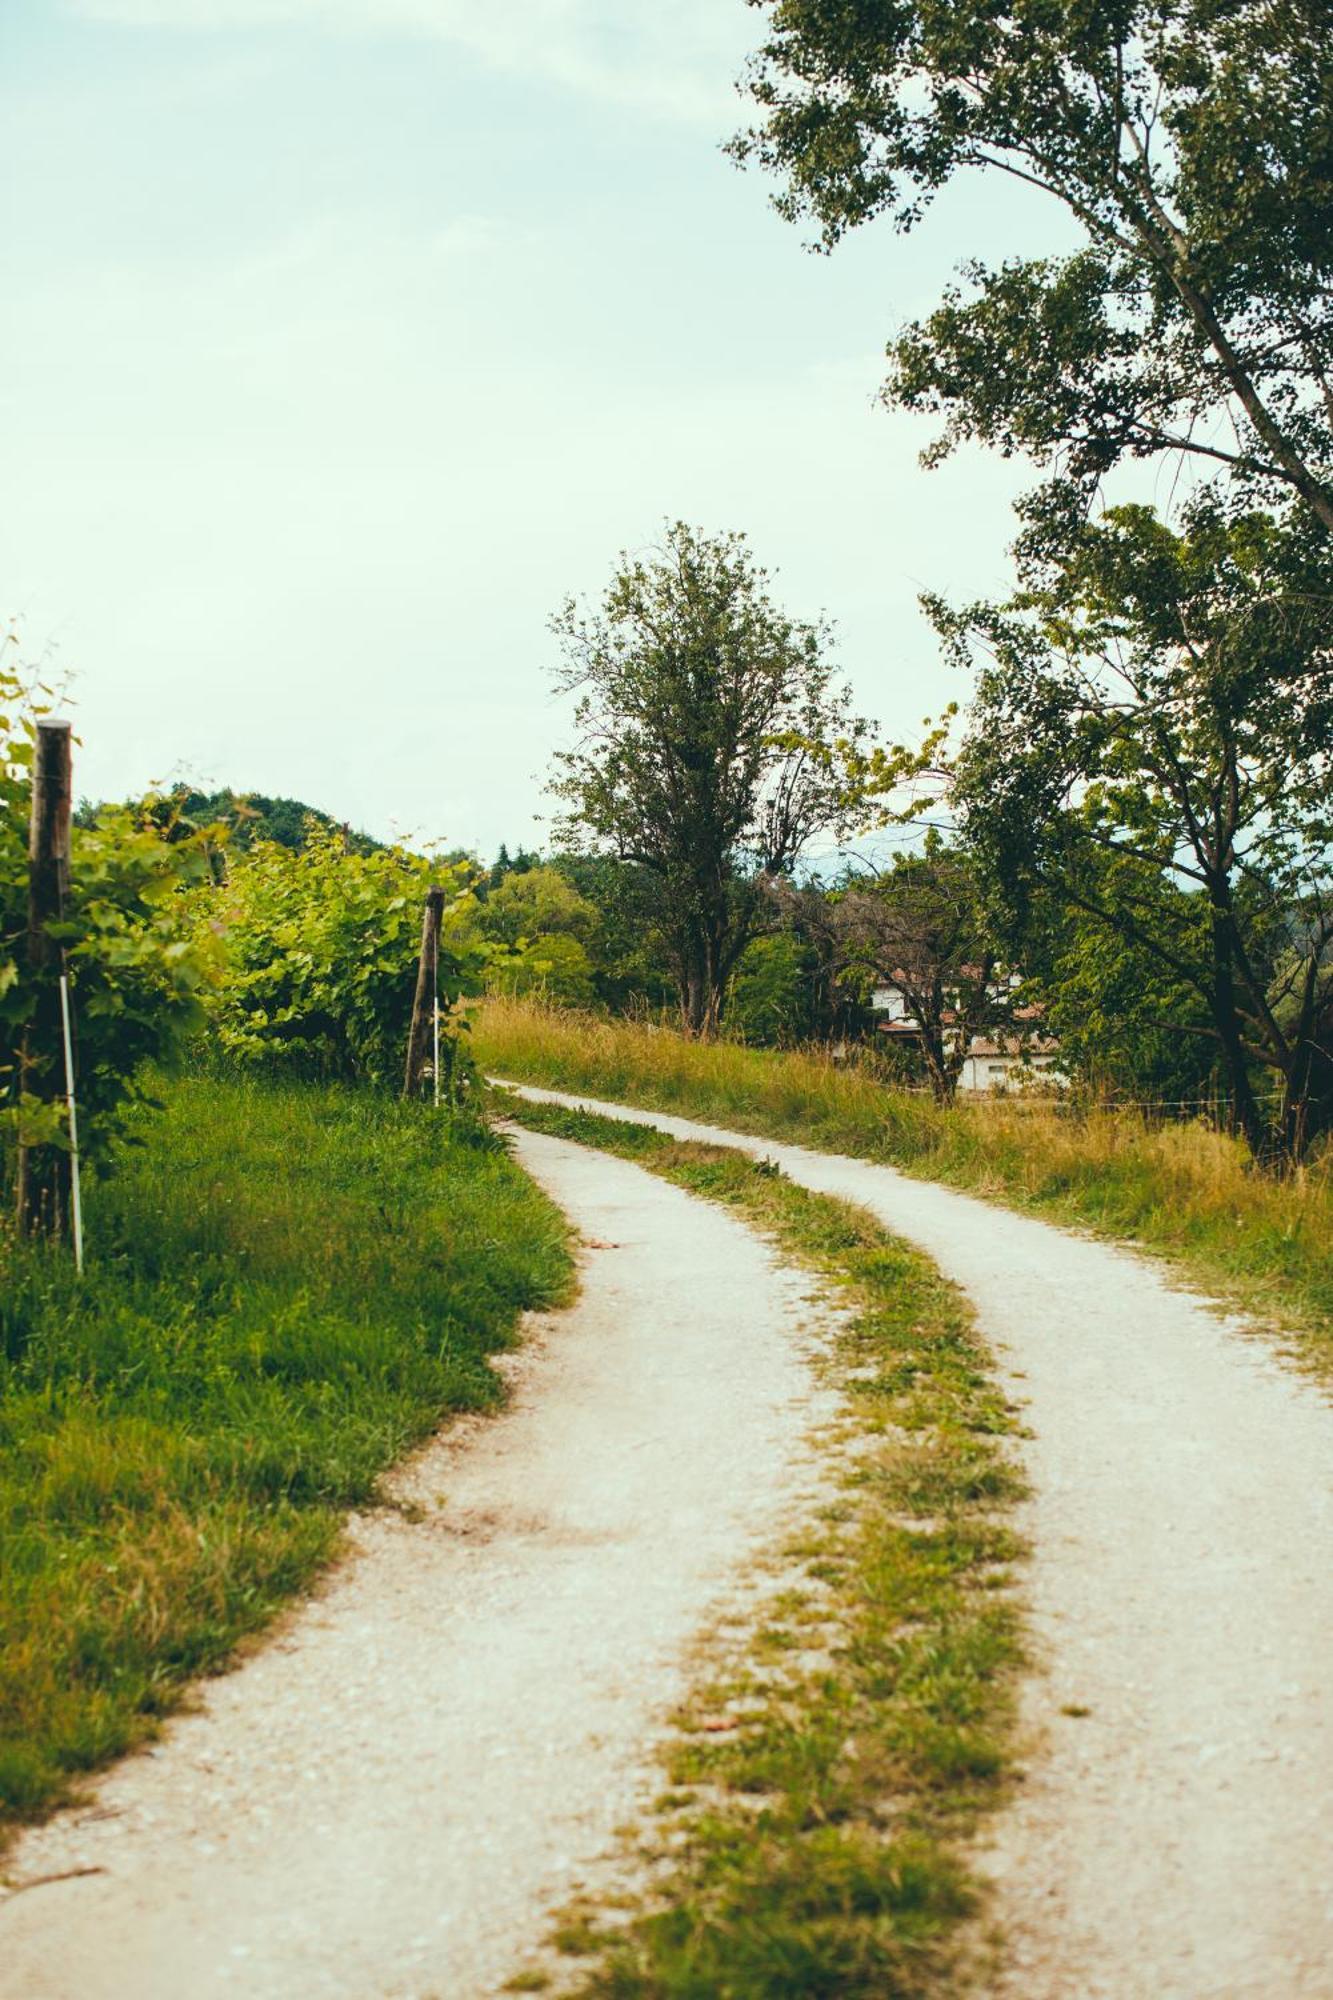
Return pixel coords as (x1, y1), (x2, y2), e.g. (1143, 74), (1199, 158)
(433, 992), (441, 1109)
(58, 972), (84, 1275)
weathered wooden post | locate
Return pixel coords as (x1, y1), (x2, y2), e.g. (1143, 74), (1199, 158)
(16, 719), (74, 1238)
(403, 885), (445, 1100)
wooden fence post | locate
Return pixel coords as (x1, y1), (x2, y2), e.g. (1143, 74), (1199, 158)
(16, 719), (74, 1238)
(403, 886), (445, 1100)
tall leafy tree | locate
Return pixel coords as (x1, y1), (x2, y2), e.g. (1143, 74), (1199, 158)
(549, 523), (868, 1034)
(946, 500), (1333, 1162)
(733, 1), (1333, 533)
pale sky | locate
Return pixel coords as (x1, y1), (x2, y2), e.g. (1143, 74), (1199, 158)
(4, 1), (1062, 856)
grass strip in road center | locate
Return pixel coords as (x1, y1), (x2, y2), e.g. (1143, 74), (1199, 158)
(495, 1089), (1028, 2000)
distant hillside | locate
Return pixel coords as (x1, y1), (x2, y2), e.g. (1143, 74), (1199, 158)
(77, 786), (383, 856)
(176, 788), (384, 854)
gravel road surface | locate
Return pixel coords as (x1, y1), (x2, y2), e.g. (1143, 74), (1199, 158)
(500, 1081), (1333, 2000)
(0, 1126), (833, 2000)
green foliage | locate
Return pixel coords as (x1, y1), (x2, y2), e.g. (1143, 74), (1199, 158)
(471, 864), (598, 949)
(946, 499), (1333, 1159)
(489, 932), (598, 1009)
(549, 522), (870, 1035)
(0, 1073), (572, 1838)
(468, 853), (680, 1013)
(735, 0), (1333, 532)
(1027, 872), (1219, 1107)
(47, 811), (221, 1148)
(202, 829), (486, 1087)
(80, 785), (383, 858)
(485, 842), (541, 890)
(1, 651), (220, 1180)
(726, 931), (823, 1045)
(549, 852), (679, 1012)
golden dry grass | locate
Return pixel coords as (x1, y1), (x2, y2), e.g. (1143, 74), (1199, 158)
(476, 998), (1333, 1377)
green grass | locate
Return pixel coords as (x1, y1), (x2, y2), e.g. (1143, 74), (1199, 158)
(476, 998), (1333, 1379)
(0, 1073), (572, 1851)
(498, 1092), (1026, 2000)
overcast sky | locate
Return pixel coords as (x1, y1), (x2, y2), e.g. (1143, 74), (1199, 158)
(4, 1), (1064, 856)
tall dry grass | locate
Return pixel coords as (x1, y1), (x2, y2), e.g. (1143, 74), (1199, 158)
(476, 998), (1333, 1372)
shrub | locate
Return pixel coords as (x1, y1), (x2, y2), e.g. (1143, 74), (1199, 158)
(201, 828), (486, 1087)
(1, 650), (220, 1186)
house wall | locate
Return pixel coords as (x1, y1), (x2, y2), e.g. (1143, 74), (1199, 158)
(960, 1052), (1067, 1094)
(871, 987), (914, 1024)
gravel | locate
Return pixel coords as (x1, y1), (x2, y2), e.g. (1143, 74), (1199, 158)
(499, 1082), (1333, 2000)
(0, 1126), (835, 2000)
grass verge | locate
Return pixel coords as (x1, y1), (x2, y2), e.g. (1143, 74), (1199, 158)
(497, 1090), (1026, 2000)
(477, 998), (1333, 1380)
(0, 1073), (572, 1853)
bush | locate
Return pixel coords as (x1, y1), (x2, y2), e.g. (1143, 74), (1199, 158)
(201, 829), (486, 1087)
(1, 654), (220, 1184)
(489, 931), (597, 1008)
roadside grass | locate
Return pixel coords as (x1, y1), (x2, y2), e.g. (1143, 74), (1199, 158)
(477, 998), (1333, 1379)
(497, 1091), (1026, 2000)
(0, 1074), (572, 1852)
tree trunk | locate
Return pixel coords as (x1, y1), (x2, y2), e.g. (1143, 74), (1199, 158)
(679, 961), (706, 1037)
(1276, 1033), (1333, 1168)
(1206, 896), (1269, 1160)
(920, 1024), (959, 1106)
(678, 931), (725, 1038)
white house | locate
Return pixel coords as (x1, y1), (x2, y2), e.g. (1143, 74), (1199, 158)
(869, 978), (1065, 1093)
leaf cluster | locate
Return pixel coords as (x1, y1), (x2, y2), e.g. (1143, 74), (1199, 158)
(549, 522), (871, 1030)
(0, 650), (220, 1174)
(199, 829), (486, 1088)
(735, 0), (1333, 525)
(945, 498), (1333, 1151)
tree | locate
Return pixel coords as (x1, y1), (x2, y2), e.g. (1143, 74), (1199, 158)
(946, 500), (1333, 1162)
(784, 841), (1006, 1102)
(466, 864), (601, 1010)
(470, 864), (598, 950)
(484, 843), (540, 892)
(734, 2), (1333, 533)
(725, 931), (817, 1046)
(1026, 868), (1221, 1108)
(549, 523), (868, 1035)
(548, 852), (679, 1012)
(488, 933), (598, 1010)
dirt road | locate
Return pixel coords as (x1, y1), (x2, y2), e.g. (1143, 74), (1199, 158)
(0, 1127), (834, 2000)
(501, 1082), (1333, 2000)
